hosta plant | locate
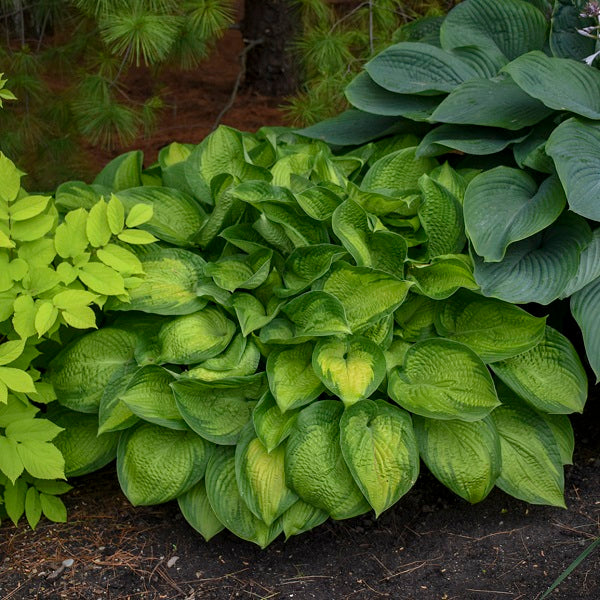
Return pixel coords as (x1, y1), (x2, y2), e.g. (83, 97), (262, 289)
(300, 0), (600, 382)
(47, 125), (585, 547)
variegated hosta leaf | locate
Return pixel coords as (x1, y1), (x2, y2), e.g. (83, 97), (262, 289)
(491, 327), (587, 414)
(393, 293), (437, 341)
(177, 480), (224, 542)
(93, 150), (142, 191)
(492, 390), (566, 508)
(117, 423), (210, 506)
(98, 362), (140, 434)
(204, 249), (272, 292)
(119, 365), (187, 430)
(267, 343), (325, 413)
(231, 293), (278, 337)
(407, 254), (478, 300)
(320, 261), (412, 331)
(464, 168), (566, 262)
(562, 228), (600, 298)
(414, 415), (501, 503)
(205, 446), (282, 548)
(253, 392), (299, 453)
(472, 212), (592, 305)
(434, 290), (546, 362)
(50, 328), (138, 413)
(571, 276), (600, 380)
(281, 499), (328, 539)
(109, 246), (207, 315)
(282, 291), (351, 337)
(340, 399), (419, 516)
(259, 318), (313, 346)
(172, 378), (258, 444)
(235, 424), (298, 525)
(384, 339), (412, 372)
(285, 401), (370, 519)
(360, 314), (394, 350)
(388, 338), (500, 421)
(312, 336), (386, 407)
(157, 308), (236, 365)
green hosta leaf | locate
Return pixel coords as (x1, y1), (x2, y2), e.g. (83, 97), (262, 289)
(117, 423), (209, 506)
(407, 254), (478, 299)
(235, 424), (298, 525)
(55, 181), (106, 212)
(205, 249), (272, 292)
(434, 290), (546, 362)
(503, 51), (600, 119)
(94, 150), (143, 191)
(50, 328), (138, 413)
(492, 390), (566, 507)
(119, 366), (187, 430)
(340, 399), (419, 516)
(440, 0), (547, 60)
(295, 186), (343, 221)
(417, 124), (527, 158)
(252, 392), (299, 453)
(205, 446), (282, 548)
(542, 414), (574, 466)
(172, 378), (257, 444)
(177, 480), (224, 542)
(365, 42), (478, 94)
(418, 175), (465, 258)
(472, 212), (591, 305)
(388, 338), (500, 421)
(157, 308), (236, 364)
(550, 1), (596, 60)
(230, 294), (277, 337)
(285, 401), (369, 520)
(563, 229), (600, 297)
(282, 291), (351, 337)
(281, 499), (328, 539)
(313, 336), (386, 407)
(78, 262), (126, 296)
(109, 247), (207, 315)
(414, 415), (501, 503)
(98, 363), (140, 434)
(431, 77), (553, 130)
(491, 327), (587, 414)
(267, 343), (325, 413)
(345, 72), (439, 119)
(48, 408), (119, 477)
(571, 277), (600, 380)
(320, 262), (412, 331)
(546, 119), (600, 221)
(464, 168), (566, 262)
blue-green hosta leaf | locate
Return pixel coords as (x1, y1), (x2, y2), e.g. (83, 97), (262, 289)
(562, 229), (600, 298)
(117, 423), (210, 506)
(281, 499), (328, 539)
(571, 276), (600, 380)
(542, 413), (574, 466)
(345, 72), (439, 119)
(313, 336), (386, 407)
(434, 290), (546, 362)
(450, 44), (510, 79)
(119, 365), (187, 430)
(472, 212), (591, 305)
(417, 124), (527, 158)
(94, 150), (143, 191)
(282, 291), (351, 337)
(177, 480), (224, 541)
(340, 399), (419, 516)
(414, 415), (501, 503)
(503, 51), (600, 119)
(512, 120), (555, 174)
(172, 378), (258, 445)
(407, 254), (478, 300)
(320, 262), (412, 331)
(550, 1), (596, 60)
(464, 168), (566, 262)
(252, 392), (299, 453)
(157, 308), (236, 365)
(205, 446), (282, 548)
(50, 328), (138, 413)
(204, 249), (272, 292)
(418, 175), (465, 258)
(388, 338), (500, 421)
(440, 0), (547, 60)
(492, 390), (566, 507)
(546, 119), (600, 221)
(491, 327), (587, 414)
(235, 424), (298, 526)
(285, 401), (369, 519)
(431, 77), (553, 130)
(394, 293), (437, 341)
(267, 343), (325, 413)
(365, 42), (478, 94)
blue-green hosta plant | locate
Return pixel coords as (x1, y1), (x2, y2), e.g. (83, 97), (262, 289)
(0, 150), (160, 529)
(47, 124), (586, 547)
(299, 0), (600, 381)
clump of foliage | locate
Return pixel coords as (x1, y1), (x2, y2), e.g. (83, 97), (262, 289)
(302, 0), (600, 383)
(0, 0), (234, 188)
(46, 124), (585, 547)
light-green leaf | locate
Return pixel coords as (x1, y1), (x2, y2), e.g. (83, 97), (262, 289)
(177, 480), (224, 542)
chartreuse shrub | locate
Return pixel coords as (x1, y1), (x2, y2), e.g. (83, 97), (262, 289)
(301, 0), (600, 383)
(46, 124), (586, 547)
(0, 148), (164, 529)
